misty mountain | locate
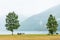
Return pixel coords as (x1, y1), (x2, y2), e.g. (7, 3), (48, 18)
(18, 5), (60, 31)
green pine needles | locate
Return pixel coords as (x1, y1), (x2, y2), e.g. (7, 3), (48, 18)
(5, 12), (20, 35)
(46, 14), (58, 35)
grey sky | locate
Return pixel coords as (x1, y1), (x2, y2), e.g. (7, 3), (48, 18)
(0, 0), (60, 22)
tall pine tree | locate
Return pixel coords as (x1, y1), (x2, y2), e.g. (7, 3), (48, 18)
(5, 12), (20, 35)
(46, 14), (58, 35)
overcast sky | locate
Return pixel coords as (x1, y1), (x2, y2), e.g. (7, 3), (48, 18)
(0, 0), (60, 22)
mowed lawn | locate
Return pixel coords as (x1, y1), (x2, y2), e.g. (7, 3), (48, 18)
(0, 34), (60, 40)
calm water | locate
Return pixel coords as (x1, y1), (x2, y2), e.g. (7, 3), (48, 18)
(14, 31), (60, 34)
(0, 31), (60, 34)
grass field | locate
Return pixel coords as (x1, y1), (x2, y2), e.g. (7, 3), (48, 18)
(0, 34), (60, 40)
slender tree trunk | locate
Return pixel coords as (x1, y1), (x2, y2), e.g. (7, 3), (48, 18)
(12, 30), (13, 35)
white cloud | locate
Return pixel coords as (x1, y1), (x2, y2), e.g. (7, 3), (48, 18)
(40, 21), (43, 25)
